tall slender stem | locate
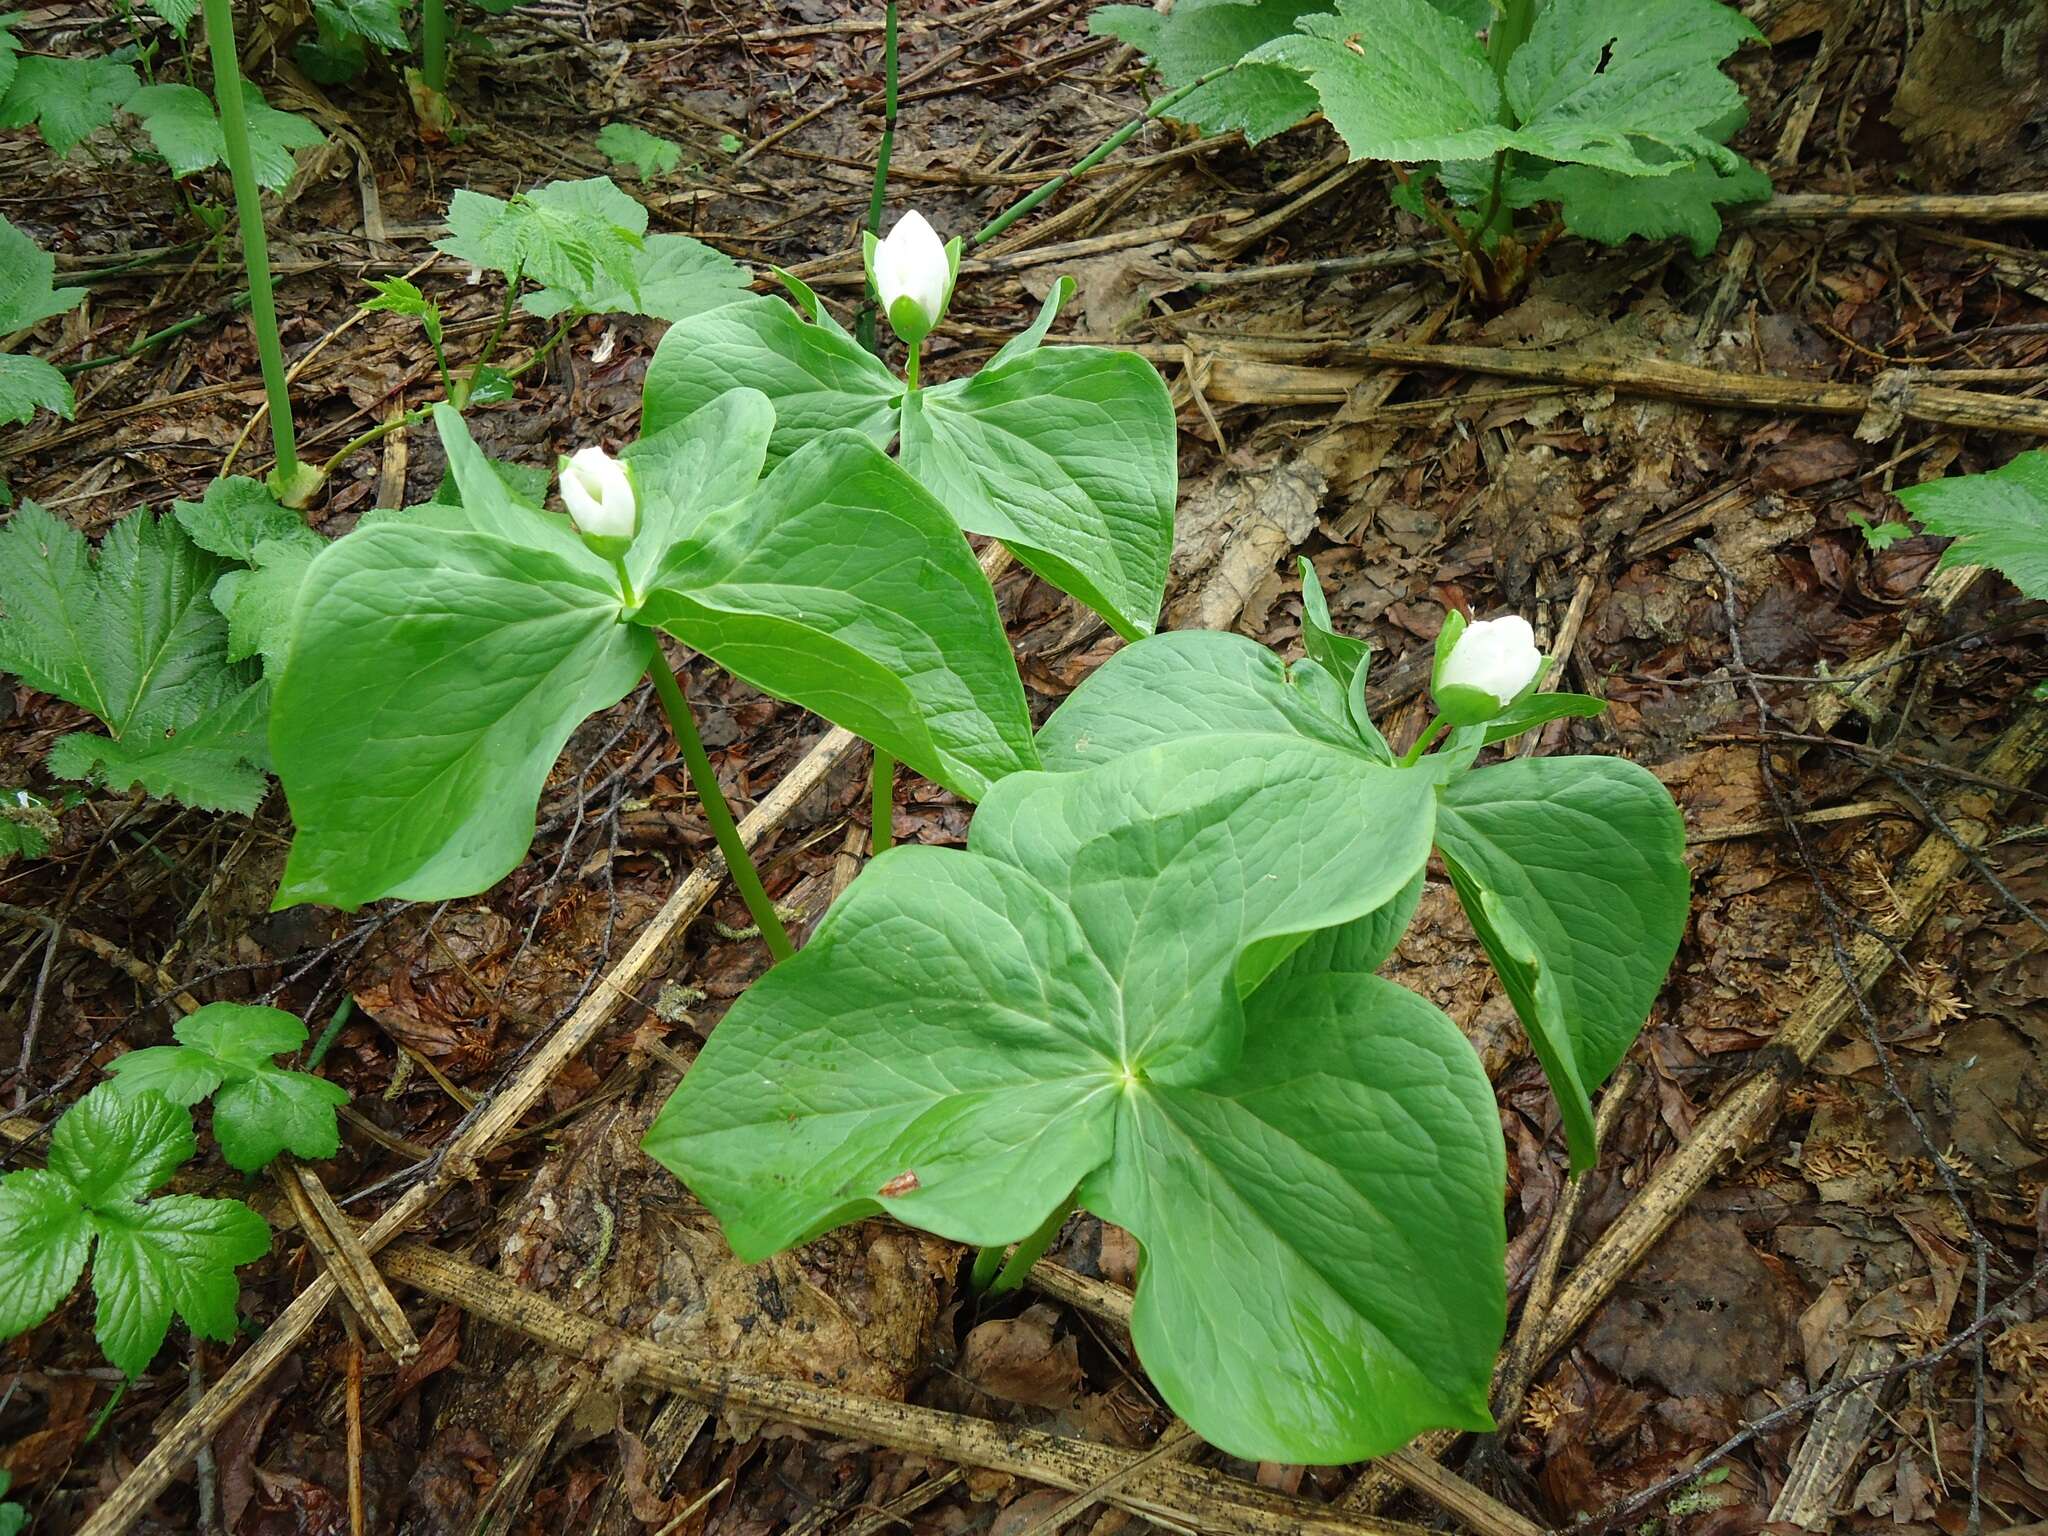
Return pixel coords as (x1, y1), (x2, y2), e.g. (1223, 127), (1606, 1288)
(646, 647), (795, 962)
(420, 0), (450, 92)
(971, 67), (1224, 250)
(199, 0), (304, 501)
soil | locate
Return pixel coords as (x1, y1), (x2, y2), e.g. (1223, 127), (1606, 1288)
(3, 0), (2048, 1533)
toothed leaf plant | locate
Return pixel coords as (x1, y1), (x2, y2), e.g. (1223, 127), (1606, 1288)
(643, 563), (1688, 1461)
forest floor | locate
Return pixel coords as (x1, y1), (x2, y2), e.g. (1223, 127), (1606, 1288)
(4, 0), (2048, 1532)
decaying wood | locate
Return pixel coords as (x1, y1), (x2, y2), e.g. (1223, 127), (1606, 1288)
(376, 1241), (1435, 1536)
(279, 1162), (418, 1363)
(1769, 1336), (1903, 1529)
(1741, 190), (2048, 224)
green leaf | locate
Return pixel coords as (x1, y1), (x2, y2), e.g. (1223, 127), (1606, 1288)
(596, 121), (683, 177)
(641, 292), (900, 455)
(1434, 756), (1688, 1171)
(213, 540), (317, 673)
(0, 785), (56, 861)
(126, 80), (324, 190)
(902, 332), (1178, 641)
(1479, 690), (1608, 745)
(272, 411), (654, 909)
(0, 213), (87, 331)
(171, 475), (317, 564)
(1094, 0), (1326, 142)
(1895, 450), (2048, 601)
(645, 735), (1455, 1461)
(0, 53), (138, 156)
(436, 177), (647, 304)
(0, 351), (72, 424)
(524, 232), (751, 323)
(0, 1169), (93, 1346)
(361, 275), (443, 346)
(90, 1194), (269, 1375)
(0, 15), (21, 101)
(1515, 153), (1770, 257)
(312, 0), (406, 49)
(106, 1003), (347, 1171)
(1297, 556), (1370, 695)
(142, 0), (198, 31)
(46, 1083), (194, 1207)
(1084, 967), (1503, 1460)
(294, 19), (367, 85)
(637, 422), (1038, 801)
(0, 504), (269, 812)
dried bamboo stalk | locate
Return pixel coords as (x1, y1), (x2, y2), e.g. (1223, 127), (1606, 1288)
(280, 1163), (418, 1362)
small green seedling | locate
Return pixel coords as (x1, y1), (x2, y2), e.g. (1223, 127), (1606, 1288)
(0, 1469), (24, 1536)
(596, 122), (683, 179)
(0, 214), (85, 426)
(105, 1002), (349, 1172)
(0, 1085), (270, 1376)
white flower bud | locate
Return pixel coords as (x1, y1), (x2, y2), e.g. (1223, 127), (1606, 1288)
(558, 446), (636, 543)
(871, 210), (952, 345)
(1435, 615), (1543, 715)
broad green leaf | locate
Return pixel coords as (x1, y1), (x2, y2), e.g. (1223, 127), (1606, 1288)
(0, 213), (86, 331)
(1247, 0), (1506, 165)
(212, 540), (318, 673)
(1480, 690), (1608, 745)
(1516, 156), (1770, 257)
(645, 736), (1449, 1461)
(637, 427), (1038, 800)
(89, 1195), (269, 1375)
(271, 417), (652, 908)
(106, 1003), (346, 1171)
(524, 232), (750, 323)
(0, 54), (137, 155)
(641, 292), (900, 455)
(1267, 868), (1425, 980)
(437, 177), (647, 303)
(48, 1083), (193, 1206)
(126, 81), (324, 190)
(0, 351), (71, 424)
(312, 0), (406, 49)
(0, 505), (268, 812)
(1169, 61), (1323, 143)
(294, 16), (367, 84)
(619, 386), (776, 592)
(1037, 629), (1362, 771)
(1083, 968), (1503, 1461)
(596, 120), (683, 177)
(1434, 755), (1688, 1170)
(0, 1169), (93, 1343)
(902, 336), (1177, 640)
(1896, 450), (2048, 601)
(142, 0), (198, 30)
(1094, 0), (1325, 141)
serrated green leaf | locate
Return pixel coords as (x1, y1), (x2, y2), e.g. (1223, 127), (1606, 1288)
(48, 1084), (192, 1208)
(0, 1168), (94, 1344)
(0, 351), (72, 424)
(294, 15), (367, 84)
(312, 0), (406, 49)
(436, 177), (647, 303)
(1895, 450), (2048, 601)
(142, 0), (198, 31)
(1514, 156), (1770, 257)
(0, 54), (138, 156)
(213, 539), (317, 673)
(360, 274), (443, 345)
(596, 121), (682, 178)
(109, 1003), (346, 1171)
(645, 735), (1466, 1462)
(0, 16), (21, 101)
(1168, 60), (1323, 143)
(0, 504), (270, 811)
(171, 474), (317, 564)
(524, 232), (750, 323)
(126, 80), (324, 190)
(0, 213), (87, 331)
(1094, 0), (1325, 141)
(90, 1194), (269, 1374)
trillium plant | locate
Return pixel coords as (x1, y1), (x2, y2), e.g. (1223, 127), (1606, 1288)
(643, 563), (1690, 1462)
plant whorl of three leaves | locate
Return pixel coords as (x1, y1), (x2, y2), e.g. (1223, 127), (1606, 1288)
(268, 390), (1037, 910)
(645, 734), (1507, 1463)
(105, 1003), (348, 1172)
(641, 272), (1179, 643)
(0, 1086), (269, 1377)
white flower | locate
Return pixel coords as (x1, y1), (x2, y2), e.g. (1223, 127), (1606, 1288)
(558, 446), (636, 542)
(1436, 615), (1542, 709)
(872, 210), (952, 343)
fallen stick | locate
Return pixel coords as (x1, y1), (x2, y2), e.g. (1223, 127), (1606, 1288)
(1739, 190), (2048, 225)
(377, 1241), (1435, 1536)
(1769, 1336), (1902, 1528)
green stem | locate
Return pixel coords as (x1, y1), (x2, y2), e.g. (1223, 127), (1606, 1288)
(199, 0), (302, 498)
(969, 1243), (1007, 1292)
(319, 405), (432, 483)
(646, 648), (795, 963)
(461, 264), (522, 405)
(304, 996), (354, 1071)
(971, 67), (1224, 250)
(59, 295), (248, 376)
(420, 0), (450, 92)
(987, 1195), (1075, 1296)
(1398, 717), (1451, 768)
(855, 1), (899, 353)
(903, 343), (920, 393)
(871, 747), (894, 854)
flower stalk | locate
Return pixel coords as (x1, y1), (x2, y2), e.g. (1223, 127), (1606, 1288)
(199, 0), (311, 506)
